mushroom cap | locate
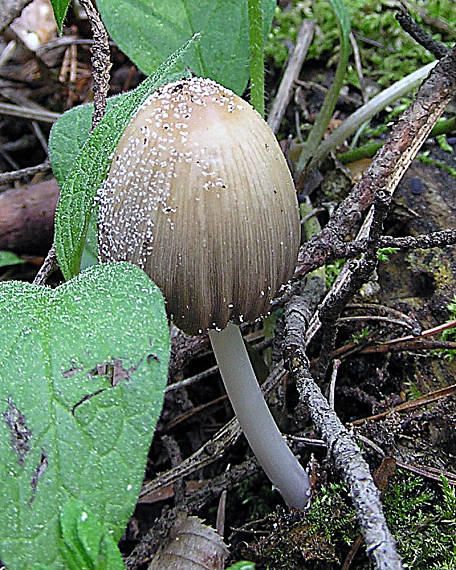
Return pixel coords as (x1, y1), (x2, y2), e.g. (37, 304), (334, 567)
(98, 77), (300, 335)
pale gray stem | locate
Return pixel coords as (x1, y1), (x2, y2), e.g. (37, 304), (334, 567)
(209, 323), (311, 509)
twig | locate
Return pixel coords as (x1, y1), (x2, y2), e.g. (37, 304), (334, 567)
(345, 302), (422, 332)
(396, 5), (449, 59)
(338, 315), (416, 332)
(372, 319), (456, 348)
(379, 229), (456, 250)
(351, 383), (456, 426)
(355, 338), (456, 355)
(32, 245), (57, 285)
(0, 160), (51, 186)
(328, 359), (341, 409)
(0, 40), (17, 68)
(267, 20), (315, 134)
(284, 294), (403, 570)
(296, 46), (456, 279)
(302, 229), (456, 273)
(30, 121), (48, 153)
(311, 189), (390, 375)
(78, 0), (111, 129)
(0, 102), (60, 123)
(349, 32), (368, 105)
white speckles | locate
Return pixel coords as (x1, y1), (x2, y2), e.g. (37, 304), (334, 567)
(126, 484), (133, 491)
(81, 511), (88, 522)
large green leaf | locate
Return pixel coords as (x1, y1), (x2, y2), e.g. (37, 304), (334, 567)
(96, 0), (276, 94)
(0, 262), (169, 569)
(52, 37), (197, 280)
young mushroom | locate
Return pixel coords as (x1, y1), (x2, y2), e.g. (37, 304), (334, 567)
(98, 77), (311, 510)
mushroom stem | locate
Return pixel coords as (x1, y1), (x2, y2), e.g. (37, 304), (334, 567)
(208, 323), (311, 510)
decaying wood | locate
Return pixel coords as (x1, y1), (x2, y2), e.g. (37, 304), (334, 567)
(0, 178), (58, 254)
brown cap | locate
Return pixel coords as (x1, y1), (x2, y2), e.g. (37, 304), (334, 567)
(99, 77), (300, 335)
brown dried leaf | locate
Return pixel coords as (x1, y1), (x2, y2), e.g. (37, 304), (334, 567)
(148, 513), (229, 570)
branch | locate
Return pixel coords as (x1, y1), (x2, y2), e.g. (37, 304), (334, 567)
(396, 5), (449, 59)
(295, 46), (456, 278)
(284, 294), (403, 570)
(267, 19), (315, 134)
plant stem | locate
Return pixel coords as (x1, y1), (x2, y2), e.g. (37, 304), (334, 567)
(248, 0), (265, 117)
(338, 115), (456, 164)
(295, 0), (351, 179)
(209, 323), (311, 509)
(312, 62), (437, 168)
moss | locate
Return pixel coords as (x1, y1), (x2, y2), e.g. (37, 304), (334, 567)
(246, 485), (357, 568)
(325, 259), (345, 288)
(265, 0), (456, 87)
(243, 474), (456, 568)
(384, 474), (456, 568)
(406, 248), (454, 290)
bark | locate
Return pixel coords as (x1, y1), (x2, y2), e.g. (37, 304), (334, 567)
(0, 178), (58, 254)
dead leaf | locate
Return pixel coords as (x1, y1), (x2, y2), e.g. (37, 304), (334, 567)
(148, 513), (229, 570)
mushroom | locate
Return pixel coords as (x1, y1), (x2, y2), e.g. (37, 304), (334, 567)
(98, 77), (311, 510)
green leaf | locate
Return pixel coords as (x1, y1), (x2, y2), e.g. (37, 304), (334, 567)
(248, 0), (265, 116)
(0, 262), (169, 569)
(0, 251), (24, 268)
(96, 0), (276, 94)
(59, 501), (125, 570)
(49, 0), (71, 34)
(52, 37), (198, 280)
(49, 97), (120, 273)
(226, 562), (256, 570)
(49, 67), (195, 189)
(49, 101), (96, 189)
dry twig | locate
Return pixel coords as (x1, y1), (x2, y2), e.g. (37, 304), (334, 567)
(284, 293), (403, 570)
(296, 46), (456, 280)
(267, 19), (315, 134)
